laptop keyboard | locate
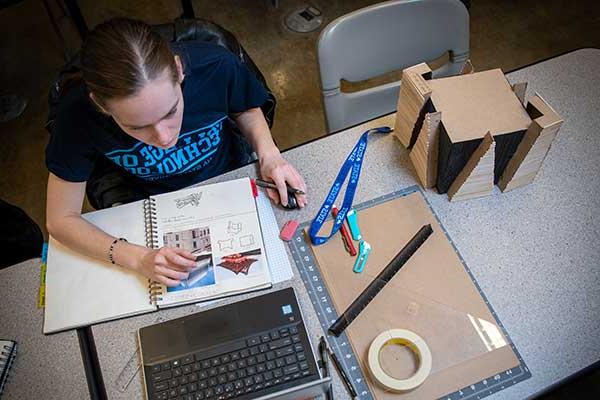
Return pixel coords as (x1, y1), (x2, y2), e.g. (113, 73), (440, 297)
(148, 324), (313, 400)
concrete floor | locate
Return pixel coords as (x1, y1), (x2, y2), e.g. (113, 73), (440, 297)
(1, 0), (599, 238)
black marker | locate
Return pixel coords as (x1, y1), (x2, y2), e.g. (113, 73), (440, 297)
(318, 336), (334, 400)
(325, 340), (357, 399)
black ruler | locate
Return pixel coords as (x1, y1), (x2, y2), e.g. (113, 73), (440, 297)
(329, 224), (433, 336)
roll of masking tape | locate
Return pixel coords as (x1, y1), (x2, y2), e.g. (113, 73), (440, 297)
(367, 329), (432, 392)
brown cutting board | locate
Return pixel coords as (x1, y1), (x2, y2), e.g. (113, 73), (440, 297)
(308, 191), (518, 399)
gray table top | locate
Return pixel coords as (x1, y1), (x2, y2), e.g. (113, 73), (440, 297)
(475, 48), (600, 399)
(14, 47), (595, 400)
(0, 258), (89, 399)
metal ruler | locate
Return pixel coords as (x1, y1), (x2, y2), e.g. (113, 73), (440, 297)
(289, 186), (531, 400)
(114, 316), (166, 393)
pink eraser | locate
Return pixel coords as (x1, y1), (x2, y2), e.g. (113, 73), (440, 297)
(280, 220), (299, 241)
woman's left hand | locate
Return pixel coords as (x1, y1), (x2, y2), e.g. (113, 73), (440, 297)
(259, 150), (307, 208)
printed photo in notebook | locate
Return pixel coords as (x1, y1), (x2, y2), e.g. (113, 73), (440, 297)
(149, 179), (271, 307)
(43, 177), (273, 334)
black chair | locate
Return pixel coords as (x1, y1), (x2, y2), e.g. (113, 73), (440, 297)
(0, 199), (44, 268)
(42, 0), (197, 60)
(46, 18), (277, 209)
(152, 18), (276, 129)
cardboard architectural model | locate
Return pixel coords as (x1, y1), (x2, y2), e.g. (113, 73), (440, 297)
(395, 63), (564, 201)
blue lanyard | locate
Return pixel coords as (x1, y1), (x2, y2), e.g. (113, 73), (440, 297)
(309, 126), (392, 245)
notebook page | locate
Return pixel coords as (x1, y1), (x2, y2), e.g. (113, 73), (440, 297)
(44, 201), (156, 334)
(255, 190), (294, 283)
(152, 178), (271, 307)
(189, 190), (294, 310)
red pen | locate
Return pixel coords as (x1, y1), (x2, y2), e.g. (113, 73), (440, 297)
(332, 206), (357, 256)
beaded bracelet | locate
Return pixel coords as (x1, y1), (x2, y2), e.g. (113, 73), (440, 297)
(108, 237), (128, 265)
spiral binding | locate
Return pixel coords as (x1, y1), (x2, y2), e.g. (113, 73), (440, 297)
(144, 199), (164, 305)
(143, 199), (159, 249)
(0, 341), (17, 395)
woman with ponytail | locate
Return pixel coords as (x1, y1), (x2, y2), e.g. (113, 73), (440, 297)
(45, 18), (306, 286)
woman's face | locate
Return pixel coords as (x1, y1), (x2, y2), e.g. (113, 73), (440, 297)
(98, 59), (185, 149)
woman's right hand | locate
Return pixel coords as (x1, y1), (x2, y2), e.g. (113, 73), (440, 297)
(135, 246), (197, 287)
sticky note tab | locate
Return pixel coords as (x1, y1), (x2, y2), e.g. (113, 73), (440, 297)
(38, 261), (47, 309)
(250, 179), (258, 197)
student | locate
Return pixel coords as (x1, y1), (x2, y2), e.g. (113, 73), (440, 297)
(45, 18), (307, 287)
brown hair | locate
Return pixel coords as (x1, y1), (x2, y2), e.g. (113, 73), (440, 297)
(81, 18), (178, 107)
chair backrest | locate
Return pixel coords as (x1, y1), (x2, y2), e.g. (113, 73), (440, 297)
(155, 19), (276, 128)
(317, 0), (469, 133)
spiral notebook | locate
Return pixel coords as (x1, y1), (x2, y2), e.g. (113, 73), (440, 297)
(0, 340), (17, 396)
(44, 178), (272, 334)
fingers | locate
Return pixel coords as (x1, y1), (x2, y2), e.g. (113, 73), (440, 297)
(156, 265), (190, 282)
(287, 168), (307, 208)
(273, 173), (289, 207)
(163, 249), (197, 269)
(140, 248), (192, 287)
(170, 247), (196, 261)
(154, 247), (195, 273)
(265, 188), (280, 205)
(155, 274), (182, 287)
(277, 166), (307, 208)
(259, 154), (308, 208)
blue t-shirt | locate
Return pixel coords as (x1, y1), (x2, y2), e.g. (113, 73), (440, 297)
(45, 42), (268, 193)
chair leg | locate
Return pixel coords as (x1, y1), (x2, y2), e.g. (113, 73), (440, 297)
(180, 0), (195, 18)
(63, 0), (88, 39)
(41, 0), (71, 61)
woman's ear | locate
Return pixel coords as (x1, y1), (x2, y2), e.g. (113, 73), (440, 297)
(88, 92), (110, 115)
(174, 55), (185, 83)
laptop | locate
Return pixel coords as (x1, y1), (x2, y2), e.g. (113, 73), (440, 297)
(139, 288), (331, 400)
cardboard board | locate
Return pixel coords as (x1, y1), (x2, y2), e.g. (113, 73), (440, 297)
(448, 132), (496, 201)
(428, 69), (532, 143)
(409, 112), (441, 188)
(394, 63), (433, 147)
(395, 63), (563, 200)
(435, 126), (482, 193)
(511, 82), (528, 105)
(460, 59), (475, 75)
(498, 94), (564, 192)
(431, 70), (532, 193)
(308, 191), (519, 399)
